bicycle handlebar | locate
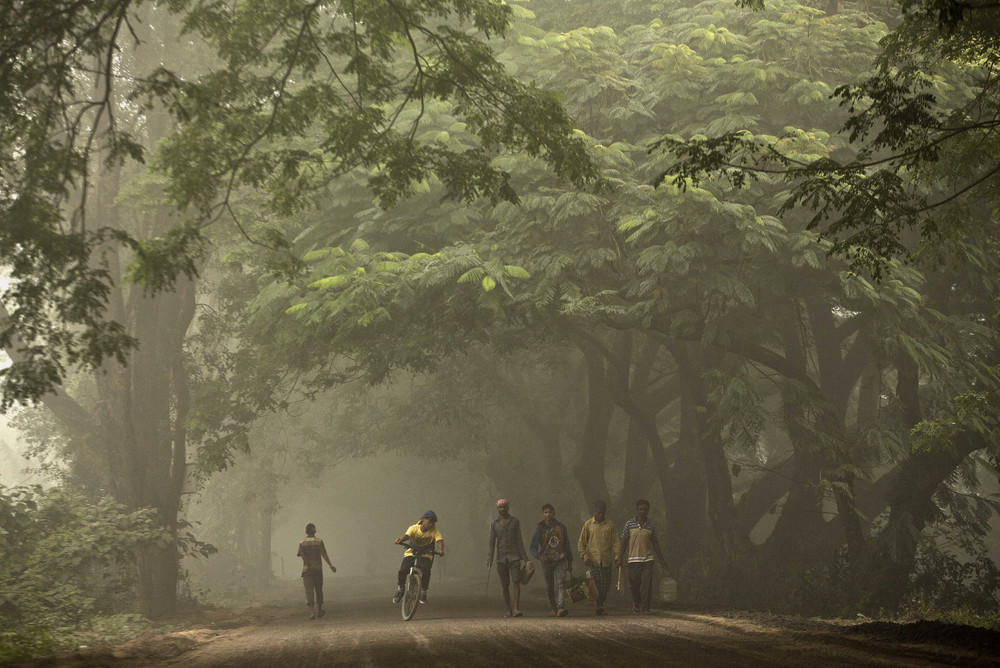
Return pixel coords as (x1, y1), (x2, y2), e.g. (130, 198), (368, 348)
(399, 541), (442, 556)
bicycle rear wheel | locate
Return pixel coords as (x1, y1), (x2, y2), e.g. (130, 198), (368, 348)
(401, 571), (421, 621)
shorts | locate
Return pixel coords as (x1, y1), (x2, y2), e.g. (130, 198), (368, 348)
(496, 560), (522, 588)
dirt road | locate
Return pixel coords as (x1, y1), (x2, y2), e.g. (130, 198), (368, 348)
(25, 578), (1000, 667)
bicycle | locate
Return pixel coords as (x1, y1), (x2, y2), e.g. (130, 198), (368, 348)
(398, 540), (441, 621)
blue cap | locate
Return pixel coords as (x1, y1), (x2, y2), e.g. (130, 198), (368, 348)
(421, 510), (438, 522)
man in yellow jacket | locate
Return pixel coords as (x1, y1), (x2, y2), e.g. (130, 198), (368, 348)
(578, 500), (620, 615)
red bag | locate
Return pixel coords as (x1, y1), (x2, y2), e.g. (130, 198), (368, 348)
(567, 576), (589, 603)
(586, 571), (599, 601)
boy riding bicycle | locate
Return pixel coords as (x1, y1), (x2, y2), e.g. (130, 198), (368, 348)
(393, 510), (444, 604)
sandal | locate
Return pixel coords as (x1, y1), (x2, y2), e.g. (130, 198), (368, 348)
(503, 611), (513, 618)
(513, 610), (523, 617)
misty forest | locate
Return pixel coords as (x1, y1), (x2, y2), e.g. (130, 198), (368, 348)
(2, 0), (1000, 663)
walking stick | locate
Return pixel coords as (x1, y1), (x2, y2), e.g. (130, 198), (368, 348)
(616, 564), (623, 595)
(486, 563), (492, 598)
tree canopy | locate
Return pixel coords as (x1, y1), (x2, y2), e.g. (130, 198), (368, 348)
(656, 0), (1000, 275)
(0, 0), (598, 410)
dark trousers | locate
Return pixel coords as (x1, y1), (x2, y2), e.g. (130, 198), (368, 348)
(628, 561), (654, 611)
(302, 569), (324, 607)
(398, 555), (434, 589)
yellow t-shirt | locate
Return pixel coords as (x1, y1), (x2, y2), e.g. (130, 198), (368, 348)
(403, 523), (443, 559)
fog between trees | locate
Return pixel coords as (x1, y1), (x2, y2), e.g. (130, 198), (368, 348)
(2, 0), (1000, 653)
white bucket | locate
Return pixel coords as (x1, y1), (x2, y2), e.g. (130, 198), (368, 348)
(658, 576), (678, 602)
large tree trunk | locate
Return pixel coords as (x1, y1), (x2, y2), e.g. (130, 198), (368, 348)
(257, 507), (275, 583)
(620, 336), (659, 506)
(572, 339), (614, 506)
(664, 340), (709, 564)
(91, 157), (195, 616)
(759, 310), (831, 566)
(701, 412), (740, 559)
(802, 291), (869, 566)
(116, 18), (194, 615)
(669, 340), (741, 558)
(103, 272), (195, 618)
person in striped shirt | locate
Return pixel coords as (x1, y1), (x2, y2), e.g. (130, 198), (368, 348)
(618, 499), (667, 614)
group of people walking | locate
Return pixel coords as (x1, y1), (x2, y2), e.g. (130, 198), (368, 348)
(486, 498), (668, 618)
(295, 499), (667, 619)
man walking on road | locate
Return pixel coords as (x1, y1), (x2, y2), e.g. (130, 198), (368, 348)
(297, 523), (337, 619)
(619, 499), (667, 614)
(530, 503), (573, 617)
(578, 500), (620, 615)
(487, 498), (530, 617)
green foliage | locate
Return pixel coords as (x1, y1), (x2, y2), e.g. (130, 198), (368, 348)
(0, 1), (156, 408)
(0, 625), (59, 664)
(0, 484), (190, 660)
(655, 0), (1000, 276)
(0, 225), (140, 410)
(896, 603), (1000, 632)
(907, 527), (1000, 616)
(677, 551), (840, 613)
(0, 613), (168, 663)
(147, 0), (599, 220)
(281, 239), (534, 359)
(124, 222), (207, 292)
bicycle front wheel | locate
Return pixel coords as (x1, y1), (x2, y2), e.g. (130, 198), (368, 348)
(401, 571), (421, 621)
